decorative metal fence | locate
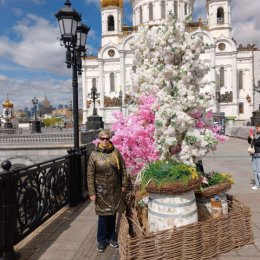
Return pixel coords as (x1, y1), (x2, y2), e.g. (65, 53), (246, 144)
(0, 143), (94, 259)
(0, 133), (74, 144)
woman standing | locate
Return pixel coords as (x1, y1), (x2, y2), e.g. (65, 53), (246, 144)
(248, 123), (260, 190)
(87, 129), (127, 253)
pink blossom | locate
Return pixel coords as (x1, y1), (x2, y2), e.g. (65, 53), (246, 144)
(205, 110), (213, 119)
(196, 119), (205, 129)
(190, 111), (202, 119)
(111, 96), (160, 175)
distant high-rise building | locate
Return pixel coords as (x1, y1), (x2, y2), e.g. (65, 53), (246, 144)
(38, 95), (52, 115)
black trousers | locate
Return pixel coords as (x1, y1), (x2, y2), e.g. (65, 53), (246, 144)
(97, 215), (117, 245)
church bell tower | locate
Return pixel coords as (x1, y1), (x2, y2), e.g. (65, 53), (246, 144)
(206, 0), (232, 38)
(100, 0), (123, 46)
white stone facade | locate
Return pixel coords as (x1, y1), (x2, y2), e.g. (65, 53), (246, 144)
(82, 0), (258, 125)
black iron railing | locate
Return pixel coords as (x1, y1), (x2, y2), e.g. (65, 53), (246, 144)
(0, 143), (94, 259)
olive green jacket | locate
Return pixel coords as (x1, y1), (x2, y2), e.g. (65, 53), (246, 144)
(87, 143), (127, 215)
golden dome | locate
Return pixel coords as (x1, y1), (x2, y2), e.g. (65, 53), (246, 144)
(2, 99), (13, 108)
(101, 0), (123, 8)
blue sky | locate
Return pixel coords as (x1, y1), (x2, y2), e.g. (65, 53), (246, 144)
(0, 0), (260, 110)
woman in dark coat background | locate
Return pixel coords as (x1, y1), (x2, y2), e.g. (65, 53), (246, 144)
(87, 129), (127, 253)
(248, 122), (260, 190)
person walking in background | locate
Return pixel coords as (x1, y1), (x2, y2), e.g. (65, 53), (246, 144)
(87, 129), (127, 253)
(248, 123), (260, 190)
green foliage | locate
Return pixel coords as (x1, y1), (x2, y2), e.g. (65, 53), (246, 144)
(43, 117), (63, 127)
(226, 116), (236, 120)
(141, 160), (199, 190)
(201, 171), (234, 190)
(207, 172), (234, 186)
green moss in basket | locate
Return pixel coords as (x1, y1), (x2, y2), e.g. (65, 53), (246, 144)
(141, 160), (200, 190)
(201, 171), (234, 190)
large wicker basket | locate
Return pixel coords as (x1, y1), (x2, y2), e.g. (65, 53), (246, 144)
(146, 177), (201, 194)
(195, 181), (232, 198)
(118, 196), (253, 260)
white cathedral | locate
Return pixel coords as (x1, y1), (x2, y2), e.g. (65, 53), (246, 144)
(82, 0), (259, 126)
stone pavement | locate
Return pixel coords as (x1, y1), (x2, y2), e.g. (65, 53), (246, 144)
(14, 137), (260, 260)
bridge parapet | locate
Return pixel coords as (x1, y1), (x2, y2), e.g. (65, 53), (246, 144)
(0, 133), (74, 144)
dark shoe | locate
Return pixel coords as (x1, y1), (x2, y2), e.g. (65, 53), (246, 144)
(97, 243), (107, 253)
(110, 240), (119, 248)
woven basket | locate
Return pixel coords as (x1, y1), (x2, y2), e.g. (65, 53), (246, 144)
(146, 177), (201, 194)
(118, 196), (253, 260)
(195, 181), (232, 198)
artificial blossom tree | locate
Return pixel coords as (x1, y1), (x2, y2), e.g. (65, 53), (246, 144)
(112, 13), (225, 173)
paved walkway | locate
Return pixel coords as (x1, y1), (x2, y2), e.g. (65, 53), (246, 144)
(15, 137), (260, 260)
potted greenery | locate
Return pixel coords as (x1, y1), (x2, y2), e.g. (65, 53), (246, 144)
(141, 160), (201, 194)
(226, 116), (236, 126)
(196, 171), (234, 198)
(195, 171), (234, 220)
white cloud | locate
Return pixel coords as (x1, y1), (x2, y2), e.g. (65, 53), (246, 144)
(0, 14), (68, 75)
(0, 76), (83, 109)
(231, 0), (260, 46)
(0, 11), (96, 109)
(0, 13), (98, 75)
(0, 75), (8, 81)
(12, 8), (23, 16)
(85, 0), (99, 7)
(194, 0), (260, 47)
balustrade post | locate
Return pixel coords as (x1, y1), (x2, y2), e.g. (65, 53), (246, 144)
(80, 146), (88, 201)
(0, 160), (19, 260)
(67, 149), (77, 207)
(75, 148), (83, 202)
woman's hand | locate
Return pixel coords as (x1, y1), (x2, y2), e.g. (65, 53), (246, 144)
(122, 187), (126, 192)
(90, 195), (96, 201)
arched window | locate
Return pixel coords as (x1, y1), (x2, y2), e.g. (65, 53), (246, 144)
(92, 78), (96, 88)
(108, 15), (115, 31)
(184, 3), (188, 15)
(139, 7), (143, 24)
(161, 1), (166, 19)
(149, 3), (153, 21)
(217, 7), (224, 24)
(239, 102), (244, 114)
(220, 67), (225, 87)
(110, 73), (115, 92)
(132, 65), (137, 73)
(174, 1), (178, 19)
(238, 71), (243, 90)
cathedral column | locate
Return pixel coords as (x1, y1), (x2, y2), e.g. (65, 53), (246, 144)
(232, 53), (238, 107)
(209, 45), (217, 112)
(82, 66), (87, 124)
(98, 59), (105, 118)
(120, 51), (126, 114)
(168, 1), (173, 16)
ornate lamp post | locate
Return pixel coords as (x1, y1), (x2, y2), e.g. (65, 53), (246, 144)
(31, 97), (41, 133)
(32, 97), (38, 122)
(119, 90), (123, 112)
(55, 0), (90, 149)
(86, 84), (104, 130)
(88, 85), (100, 116)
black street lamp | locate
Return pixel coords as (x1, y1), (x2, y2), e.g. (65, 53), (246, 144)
(88, 86), (100, 116)
(32, 96), (38, 122)
(119, 90), (123, 112)
(31, 97), (41, 133)
(55, 0), (90, 149)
